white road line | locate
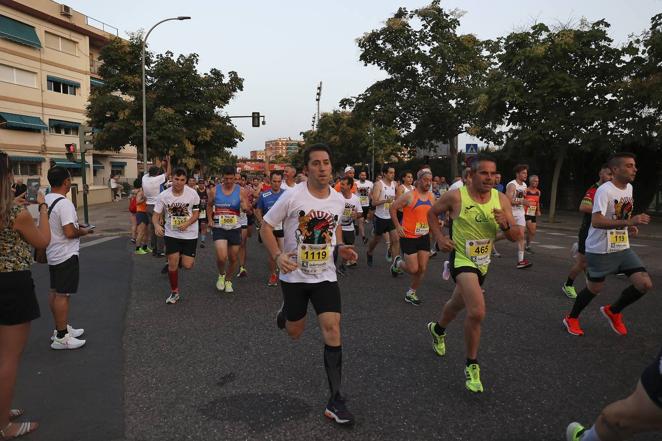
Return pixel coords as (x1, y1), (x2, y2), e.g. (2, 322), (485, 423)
(538, 244), (565, 249)
(631, 244), (648, 247)
(80, 236), (120, 249)
(546, 232), (567, 236)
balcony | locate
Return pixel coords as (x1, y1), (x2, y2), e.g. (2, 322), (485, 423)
(90, 58), (103, 76)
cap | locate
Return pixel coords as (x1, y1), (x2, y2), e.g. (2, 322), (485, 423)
(344, 166), (354, 173)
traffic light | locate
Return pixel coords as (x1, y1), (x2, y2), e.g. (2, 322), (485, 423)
(65, 143), (77, 161)
(79, 124), (94, 152)
(316, 82), (322, 102)
(251, 112), (260, 128)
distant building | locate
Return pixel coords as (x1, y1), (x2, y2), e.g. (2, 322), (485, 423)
(250, 149), (265, 161)
(265, 137), (301, 160)
(415, 141), (450, 159)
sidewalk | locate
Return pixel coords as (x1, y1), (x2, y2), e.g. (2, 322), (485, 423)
(537, 210), (662, 240)
(77, 198), (133, 238)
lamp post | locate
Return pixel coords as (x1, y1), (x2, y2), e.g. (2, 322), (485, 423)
(141, 16), (191, 173)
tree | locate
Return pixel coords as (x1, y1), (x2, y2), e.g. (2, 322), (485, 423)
(349, 1), (491, 179)
(87, 34), (244, 169)
(475, 20), (627, 221)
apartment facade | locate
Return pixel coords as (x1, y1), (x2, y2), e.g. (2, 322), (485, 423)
(0, 0), (137, 204)
(249, 149), (265, 161)
(264, 137), (301, 160)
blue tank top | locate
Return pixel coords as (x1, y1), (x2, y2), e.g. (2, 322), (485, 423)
(213, 184), (241, 229)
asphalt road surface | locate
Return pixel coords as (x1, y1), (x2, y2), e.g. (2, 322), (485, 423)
(14, 226), (662, 441)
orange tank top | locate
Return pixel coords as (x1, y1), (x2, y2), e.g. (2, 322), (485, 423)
(136, 192), (147, 213)
(524, 188), (540, 216)
(402, 190), (433, 238)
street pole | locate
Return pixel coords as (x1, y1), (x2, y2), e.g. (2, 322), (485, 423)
(78, 130), (89, 225)
(142, 16), (190, 175)
(315, 81), (322, 129)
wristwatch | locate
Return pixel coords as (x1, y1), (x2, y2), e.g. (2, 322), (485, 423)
(38, 202), (48, 211)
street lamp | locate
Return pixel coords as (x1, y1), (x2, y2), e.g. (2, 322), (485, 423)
(141, 16), (191, 173)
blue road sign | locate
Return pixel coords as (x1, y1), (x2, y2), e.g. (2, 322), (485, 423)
(466, 144), (478, 155)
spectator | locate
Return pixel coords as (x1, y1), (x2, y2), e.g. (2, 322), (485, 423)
(0, 152), (49, 439)
(110, 175), (119, 202)
(142, 158), (171, 256)
(495, 172), (505, 193)
(438, 176), (449, 193)
(12, 178), (27, 199)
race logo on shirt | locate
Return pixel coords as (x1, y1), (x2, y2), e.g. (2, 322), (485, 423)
(167, 202), (191, 217)
(295, 210), (338, 245)
(613, 198), (633, 220)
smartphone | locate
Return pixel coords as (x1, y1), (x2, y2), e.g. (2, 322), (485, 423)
(26, 179), (40, 203)
(80, 224), (95, 230)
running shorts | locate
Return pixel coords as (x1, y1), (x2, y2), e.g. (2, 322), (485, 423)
(273, 229), (284, 239)
(525, 215), (536, 223)
(212, 228), (241, 246)
(280, 280), (341, 322)
(449, 250), (486, 286)
(641, 346), (662, 409)
(135, 212), (150, 225)
(362, 206), (370, 218)
(49, 255), (79, 294)
(400, 234), (431, 255)
(342, 230), (356, 246)
(164, 236), (197, 257)
(585, 249), (646, 283)
(373, 216), (394, 235)
(513, 210), (526, 227)
(0, 270), (40, 325)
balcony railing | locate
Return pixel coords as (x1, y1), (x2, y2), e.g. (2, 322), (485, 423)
(85, 16), (119, 36)
(90, 58), (103, 75)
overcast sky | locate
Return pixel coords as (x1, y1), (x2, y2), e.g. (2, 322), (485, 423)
(66, 0), (661, 156)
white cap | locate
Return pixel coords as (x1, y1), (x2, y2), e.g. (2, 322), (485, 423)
(344, 166), (354, 173)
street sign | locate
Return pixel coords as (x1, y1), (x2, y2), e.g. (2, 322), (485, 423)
(466, 144), (478, 155)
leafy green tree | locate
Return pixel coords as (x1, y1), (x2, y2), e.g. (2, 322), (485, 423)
(475, 20), (627, 221)
(87, 34), (243, 170)
(349, 1), (491, 179)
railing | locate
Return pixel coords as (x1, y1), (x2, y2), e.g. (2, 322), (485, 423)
(90, 58), (102, 75)
(85, 16), (119, 36)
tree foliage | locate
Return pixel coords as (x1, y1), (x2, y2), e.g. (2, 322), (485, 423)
(87, 34), (244, 169)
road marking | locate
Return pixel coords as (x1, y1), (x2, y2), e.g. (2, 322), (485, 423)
(538, 244), (565, 249)
(81, 236), (120, 249)
(546, 232), (567, 236)
(631, 244), (648, 247)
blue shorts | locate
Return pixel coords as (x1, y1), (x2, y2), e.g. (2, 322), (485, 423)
(135, 212), (150, 225)
(585, 249), (646, 283)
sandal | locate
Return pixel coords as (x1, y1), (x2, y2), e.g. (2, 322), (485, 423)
(8, 410), (23, 420)
(0, 421), (38, 440)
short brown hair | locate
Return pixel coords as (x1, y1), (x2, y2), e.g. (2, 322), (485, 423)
(513, 164), (529, 174)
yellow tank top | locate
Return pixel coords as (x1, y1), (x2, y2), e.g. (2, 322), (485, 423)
(452, 186), (501, 275)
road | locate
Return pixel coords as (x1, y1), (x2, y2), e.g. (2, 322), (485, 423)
(15, 225), (662, 441)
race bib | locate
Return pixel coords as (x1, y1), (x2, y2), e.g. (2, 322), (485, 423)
(214, 214), (238, 228)
(297, 243), (331, 275)
(414, 222), (429, 236)
(466, 239), (492, 267)
(607, 229), (629, 253)
(171, 215), (189, 228)
(199, 209), (207, 220)
(526, 205), (537, 216)
(359, 195), (369, 206)
(343, 207), (353, 217)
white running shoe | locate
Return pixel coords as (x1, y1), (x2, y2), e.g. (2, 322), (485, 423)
(224, 280), (234, 293)
(50, 325), (84, 341)
(442, 260), (451, 280)
(216, 274), (225, 291)
(50, 333), (86, 350)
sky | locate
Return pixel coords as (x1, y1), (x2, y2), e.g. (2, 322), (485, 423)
(66, 0), (661, 157)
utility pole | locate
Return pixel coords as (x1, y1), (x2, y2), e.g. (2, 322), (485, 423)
(315, 81), (322, 129)
(78, 125), (94, 225)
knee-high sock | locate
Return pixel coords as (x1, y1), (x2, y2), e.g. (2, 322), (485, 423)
(610, 285), (645, 313)
(324, 345), (342, 401)
(569, 288), (596, 318)
(168, 270), (179, 292)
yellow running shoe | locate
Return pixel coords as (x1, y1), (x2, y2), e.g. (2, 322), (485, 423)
(465, 364), (484, 393)
(426, 322), (446, 356)
(216, 274), (225, 292)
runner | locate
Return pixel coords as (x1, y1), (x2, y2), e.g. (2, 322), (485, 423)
(237, 178), (251, 278)
(366, 165), (399, 266)
(524, 174), (541, 252)
(153, 168), (200, 304)
(337, 176), (362, 273)
(334, 166), (358, 193)
(355, 170), (373, 244)
(281, 165), (297, 190)
(426, 155), (521, 392)
(255, 171), (286, 287)
(505, 164), (532, 269)
(561, 164), (613, 298)
(196, 179), (209, 248)
(142, 158), (171, 257)
(187, 176), (197, 189)
(133, 180), (151, 254)
(260, 143), (358, 425)
(395, 170), (414, 224)
(208, 166), (250, 293)
(390, 169), (435, 306)
(563, 152), (652, 336)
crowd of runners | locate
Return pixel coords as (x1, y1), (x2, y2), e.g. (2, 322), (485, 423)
(119, 145), (662, 440)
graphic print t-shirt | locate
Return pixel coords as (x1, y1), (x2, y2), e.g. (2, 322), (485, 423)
(356, 180), (373, 207)
(507, 180), (527, 214)
(154, 186), (200, 240)
(341, 194), (363, 231)
(263, 184), (344, 283)
(585, 181), (633, 254)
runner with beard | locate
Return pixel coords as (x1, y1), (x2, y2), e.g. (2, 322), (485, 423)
(355, 170), (373, 244)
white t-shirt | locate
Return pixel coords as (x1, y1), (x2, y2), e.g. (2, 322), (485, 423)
(374, 180), (397, 219)
(154, 186), (200, 240)
(356, 179), (373, 207)
(507, 179), (527, 214)
(280, 180), (296, 191)
(110, 178), (118, 189)
(142, 174), (167, 205)
(263, 183), (345, 283)
(585, 181), (634, 254)
(449, 180), (464, 191)
(45, 193), (79, 265)
(341, 194), (363, 231)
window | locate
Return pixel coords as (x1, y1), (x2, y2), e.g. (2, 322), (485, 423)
(0, 63), (37, 87)
(111, 167), (125, 177)
(49, 119), (79, 136)
(44, 31), (77, 55)
(47, 78), (78, 95)
(11, 161), (41, 176)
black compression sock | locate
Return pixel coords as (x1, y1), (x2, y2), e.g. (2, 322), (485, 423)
(56, 329), (67, 339)
(434, 323), (445, 335)
(324, 345), (342, 401)
(610, 285), (645, 313)
(569, 288), (596, 318)
(565, 277), (574, 287)
(466, 358), (478, 366)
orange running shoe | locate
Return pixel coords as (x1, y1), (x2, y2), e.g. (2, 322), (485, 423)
(600, 305), (627, 336)
(267, 273), (278, 287)
(563, 316), (584, 336)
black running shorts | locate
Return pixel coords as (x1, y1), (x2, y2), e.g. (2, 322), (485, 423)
(164, 236), (197, 257)
(641, 346), (662, 409)
(49, 255), (79, 294)
(373, 217), (394, 235)
(0, 270), (40, 325)
(449, 250), (486, 286)
(342, 230), (356, 246)
(400, 234), (431, 255)
(525, 215), (536, 223)
(280, 280), (341, 322)
(273, 229), (284, 239)
(212, 228), (241, 246)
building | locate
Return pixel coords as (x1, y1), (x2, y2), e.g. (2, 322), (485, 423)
(249, 149), (265, 161)
(264, 137), (301, 160)
(0, 0), (137, 204)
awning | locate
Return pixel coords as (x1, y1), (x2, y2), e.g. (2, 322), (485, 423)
(9, 155), (45, 163)
(0, 112), (48, 131)
(93, 159), (104, 169)
(51, 158), (90, 169)
(47, 75), (81, 88)
(0, 15), (41, 48)
(110, 161), (127, 167)
(90, 78), (105, 88)
(49, 119), (80, 130)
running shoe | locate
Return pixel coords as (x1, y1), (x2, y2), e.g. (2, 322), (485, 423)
(562, 285), (578, 299)
(386, 248), (392, 263)
(565, 422), (586, 441)
(216, 274), (226, 291)
(160, 264), (169, 274)
(525, 245), (534, 253)
(465, 363), (484, 393)
(492, 249), (501, 258)
(324, 397), (354, 425)
(442, 260), (451, 281)
(600, 305), (627, 336)
(366, 252), (373, 267)
(224, 281), (234, 293)
(200, 242), (205, 248)
(429, 248), (437, 258)
(516, 259), (532, 269)
(426, 322), (446, 356)
(237, 266), (248, 278)
(345, 261), (357, 268)
(50, 325), (84, 341)
(267, 273), (278, 287)
(404, 289), (421, 306)
(563, 316), (584, 336)
(50, 333), (86, 350)
(165, 291), (179, 304)
(143, 246), (153, 253)
(390, 255), (402, 277)
(135, 248), (148, 255)
(157, 252), (166, 257)
(130, 238), (136, 244)
(276, 303), (286, 330)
